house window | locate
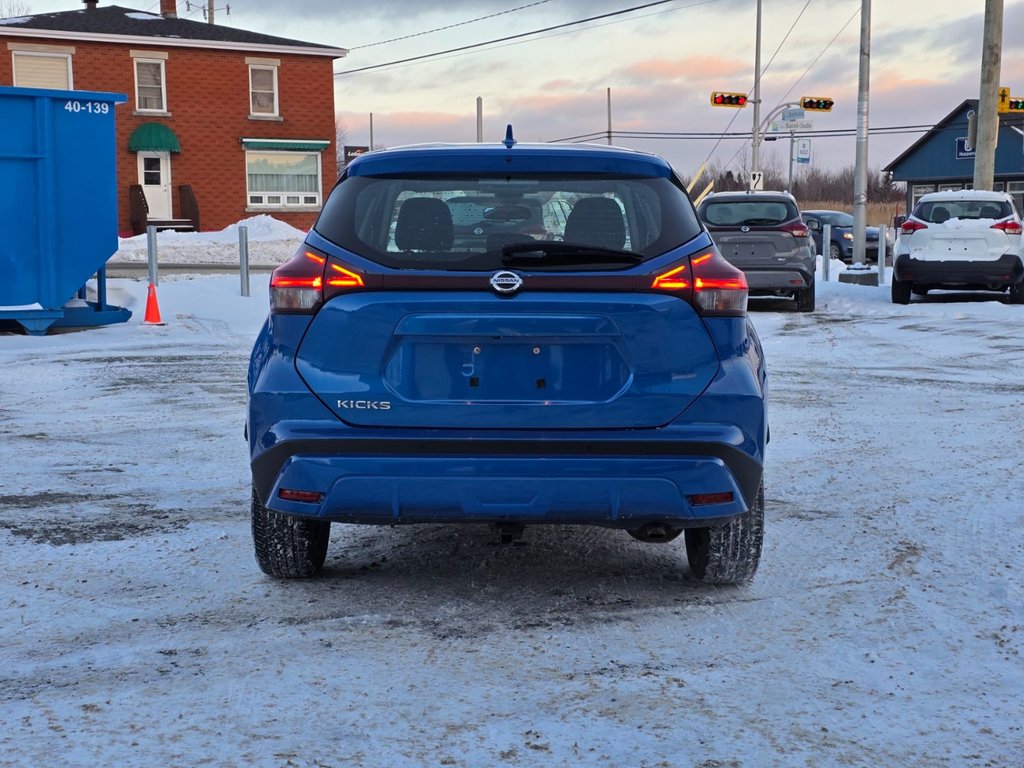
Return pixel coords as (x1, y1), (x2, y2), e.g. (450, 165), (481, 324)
(1007, 181), (1024, 217)
(249, 65), (278, 117)
(246, 151), (321, 207)
(135, 59), (166, 112)
(12, 51), (72, 89)
(911, 184), (935, 207)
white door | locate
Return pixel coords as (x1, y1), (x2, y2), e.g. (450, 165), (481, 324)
(137, 151), (172, 219)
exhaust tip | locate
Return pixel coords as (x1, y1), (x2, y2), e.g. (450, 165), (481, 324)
(627, 523), (682, 544)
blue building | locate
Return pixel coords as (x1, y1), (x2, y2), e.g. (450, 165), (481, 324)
(884, 100), (1024, 214)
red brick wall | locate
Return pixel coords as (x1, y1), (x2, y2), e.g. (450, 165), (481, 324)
(0, 37), (338, 235)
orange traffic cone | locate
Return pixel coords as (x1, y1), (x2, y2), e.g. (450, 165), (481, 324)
(143, 283), (165, 326)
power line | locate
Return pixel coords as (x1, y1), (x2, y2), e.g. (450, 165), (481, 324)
(349, 0), (555, 51)
(722, 3), (861, 169)
(550, 123), (941, 143)
(334, 0), (721, 76)
(393, 0), (715, 76)
(703, 0), (814, 165)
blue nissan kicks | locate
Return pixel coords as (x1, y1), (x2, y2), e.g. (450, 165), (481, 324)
(247, 133), (769, 583)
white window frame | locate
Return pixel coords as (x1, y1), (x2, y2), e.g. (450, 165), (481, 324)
(248, 64), (279, 118)
(133, 57), (167, 114)
(11, 51), (73, 89)
(245, 150), (322, 210)
(911, 184), (935, 208)
(1007, 181), (1024, 217)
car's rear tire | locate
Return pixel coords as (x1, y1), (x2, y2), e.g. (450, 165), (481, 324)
(251, 485), (330, 578)
(891, 278), (912, 305)
(685, 482), (764, 584)
(1009, 280), (1024, 305)
(795, 279), (815, 312)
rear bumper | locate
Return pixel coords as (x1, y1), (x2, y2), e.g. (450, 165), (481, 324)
(893, 253), (1024, 288)
(740, 266), (813, 292)
(252, 427), (764, 528)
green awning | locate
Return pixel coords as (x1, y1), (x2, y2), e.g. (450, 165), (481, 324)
(241, 138), (330, 152)
(128, 122), (181, 153)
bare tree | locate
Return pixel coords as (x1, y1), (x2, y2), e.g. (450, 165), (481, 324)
(0, 0), (31, 18)
(335, 116), (350, 177)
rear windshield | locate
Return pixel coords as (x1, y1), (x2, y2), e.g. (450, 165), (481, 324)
(699, 199), (799, 227)
(811, 211), (854, 227)
(913, 199), (1014, 223)
(313, 174), (703, 270)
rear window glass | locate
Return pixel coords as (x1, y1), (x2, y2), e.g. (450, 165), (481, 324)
(812, 211), (854, 227)
(913, 199), (1013, 223)
(699, 199), (798, 227)
(314, 174), (702, 270)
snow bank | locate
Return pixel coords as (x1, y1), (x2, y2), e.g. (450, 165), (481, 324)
(114, 215), (305, 266)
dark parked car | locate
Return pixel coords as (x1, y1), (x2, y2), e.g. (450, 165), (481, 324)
(697, 190), (816, 312)
(247, 137), (769, 584)
(802, 209), (886, 263)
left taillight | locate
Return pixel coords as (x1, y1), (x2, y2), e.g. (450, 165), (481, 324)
(269, 249), (365, 313)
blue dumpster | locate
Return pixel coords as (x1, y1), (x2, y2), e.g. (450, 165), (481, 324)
(0, 86), (130, 335)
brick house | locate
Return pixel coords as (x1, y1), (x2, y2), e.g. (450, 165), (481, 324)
(0, 0), (346, 234)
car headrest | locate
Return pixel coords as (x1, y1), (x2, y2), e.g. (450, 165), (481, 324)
(395, 198), (454, 251)
(563, 197), (626, 250)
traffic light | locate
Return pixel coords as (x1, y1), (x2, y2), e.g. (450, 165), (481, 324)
(801, 96), (834, 112)
(1008, 97), (1024, 113)
(711, 92), (748, 108)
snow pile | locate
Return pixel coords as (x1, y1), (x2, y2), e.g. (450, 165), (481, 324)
(114, 215), (305, 266)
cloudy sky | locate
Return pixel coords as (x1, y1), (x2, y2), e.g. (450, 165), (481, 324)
(20, 0), (1024, 176)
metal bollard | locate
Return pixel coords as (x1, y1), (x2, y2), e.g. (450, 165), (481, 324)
(146, 225), (159, 287)
(877, 224), (887, 286)
(239, 225), (250, 297)
(821, 223), (831, 282)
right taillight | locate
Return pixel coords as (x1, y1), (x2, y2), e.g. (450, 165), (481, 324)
(992, 219), (1023, 235)
(901, 219), (928, 234)
(650, 250), (747, 316)
(692, 252), (748, 315)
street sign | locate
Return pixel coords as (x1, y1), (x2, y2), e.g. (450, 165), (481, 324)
(768, 120), (813, 133)
(997, 87), (1010, 114)
(343, 145), (370, 164)
(955, 138), (976, 160)
(796, 139), (812, 165)
(750, 171), (764, 191)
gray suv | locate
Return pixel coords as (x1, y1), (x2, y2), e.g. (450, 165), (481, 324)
(697, 191), (816, 312)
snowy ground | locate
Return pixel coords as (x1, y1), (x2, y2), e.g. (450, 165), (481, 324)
(1, 251), (1023, 767)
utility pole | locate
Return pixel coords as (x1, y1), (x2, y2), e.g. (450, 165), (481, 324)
(851, 0), (871, 266)
(788, 130), (796, 191)
(207, 0), (214, 24)
(974, 0), (1003, 190)
(607, 87), (613, 145)
(476, 97), (483, 142)
(750, 0), (762, 188)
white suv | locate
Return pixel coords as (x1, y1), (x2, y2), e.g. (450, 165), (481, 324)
(891, 190), (1023, 304)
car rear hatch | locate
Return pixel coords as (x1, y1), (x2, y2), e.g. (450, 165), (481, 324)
(907, 224), (1013, 261)
(294, 276), (722, 430)
(709, 228), (802, 268)
(283, 145), (743, 431)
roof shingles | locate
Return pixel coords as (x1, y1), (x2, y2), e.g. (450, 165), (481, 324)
(2, 5), (345, 54)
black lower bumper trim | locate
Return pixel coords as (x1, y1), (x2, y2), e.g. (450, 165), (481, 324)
(894, 253), (1024, 287)
(251, 436), (764, 513)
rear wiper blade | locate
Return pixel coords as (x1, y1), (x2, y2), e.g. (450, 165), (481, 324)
(501, 240), (643, 265)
